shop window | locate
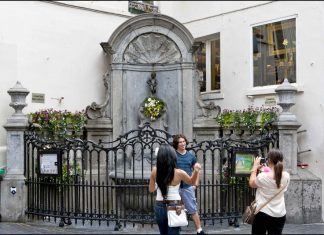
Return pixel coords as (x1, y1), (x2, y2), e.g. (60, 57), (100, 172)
(253, 18), (296, 87)
(195, 36), (221, 92)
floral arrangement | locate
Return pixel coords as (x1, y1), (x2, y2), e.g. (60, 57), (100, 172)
(215, 106), (279, 131)
(28, 108), (87, 138)
(143, 96), (165, 121)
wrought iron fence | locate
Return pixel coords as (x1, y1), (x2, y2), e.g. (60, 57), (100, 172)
(24, 122), (278, 229)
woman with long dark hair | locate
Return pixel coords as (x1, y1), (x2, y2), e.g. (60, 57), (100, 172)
(149, 144), (201, 235)
(249, 149), (290, 235)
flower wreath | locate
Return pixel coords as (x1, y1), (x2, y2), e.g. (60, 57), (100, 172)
(143, 96), (165, 121)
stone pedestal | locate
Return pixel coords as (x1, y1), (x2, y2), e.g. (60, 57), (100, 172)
(1, 81), (29, 222)
(0, 175), (26, 222)
(275, 79), (322, 223)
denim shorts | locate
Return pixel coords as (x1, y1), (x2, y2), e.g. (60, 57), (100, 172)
(179, 186), (197, 215)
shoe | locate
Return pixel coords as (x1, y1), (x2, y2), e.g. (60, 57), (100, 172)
(197, 231), (205, 235)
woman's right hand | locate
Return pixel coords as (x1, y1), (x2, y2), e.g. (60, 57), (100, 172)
(252, 156), (263, 171)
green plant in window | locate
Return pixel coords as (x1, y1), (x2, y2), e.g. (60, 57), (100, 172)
(282, 38), (290, 77)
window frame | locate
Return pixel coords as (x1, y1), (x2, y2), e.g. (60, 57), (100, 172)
(195, 33), (221, 93)
(251, 15), (297, 88)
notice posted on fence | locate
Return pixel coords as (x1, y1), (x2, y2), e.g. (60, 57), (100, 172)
(39, 152), (59, 175)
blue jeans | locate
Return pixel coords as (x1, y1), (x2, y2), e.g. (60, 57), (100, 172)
(155, 201), (181, 235)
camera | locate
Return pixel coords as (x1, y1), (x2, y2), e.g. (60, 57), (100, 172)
(10, 186), (16, 195)
(260, 157), (267, 165)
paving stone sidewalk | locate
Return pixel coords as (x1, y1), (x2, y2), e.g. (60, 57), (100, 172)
(1, 220), (324, 234)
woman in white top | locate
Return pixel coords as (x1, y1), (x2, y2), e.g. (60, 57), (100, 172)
(149, 144), (201, 235)
(249, 149), (290, 235)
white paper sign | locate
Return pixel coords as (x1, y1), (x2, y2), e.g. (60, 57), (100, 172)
(40, 153), (58, 175)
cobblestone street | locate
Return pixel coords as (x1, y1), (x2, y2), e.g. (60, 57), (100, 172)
(1, 220), (324, 234)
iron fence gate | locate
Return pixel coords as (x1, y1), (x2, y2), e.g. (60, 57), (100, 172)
(24, 122), (278, 228)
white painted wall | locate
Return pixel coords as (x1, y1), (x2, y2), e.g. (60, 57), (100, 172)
(1, 0), (324, 220)
(0, 1), (130, 166)
(169, 1), (324, 220)
(159, 1), (272, 23)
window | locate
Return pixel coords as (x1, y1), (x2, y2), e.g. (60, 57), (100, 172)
(253, 18), (296, 87)
(195, 36), (221, 92)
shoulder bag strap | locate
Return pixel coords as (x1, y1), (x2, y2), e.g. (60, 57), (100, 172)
(254, 184), (286, 214)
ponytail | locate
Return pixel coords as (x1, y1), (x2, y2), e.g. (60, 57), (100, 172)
(274, 161), (283, 188)
(267, 149), (284, 188)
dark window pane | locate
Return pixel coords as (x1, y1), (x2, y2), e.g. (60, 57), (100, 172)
(253, 18), (296, 86)
(211, 39), (221, 90)
(196, 43), (206, 92)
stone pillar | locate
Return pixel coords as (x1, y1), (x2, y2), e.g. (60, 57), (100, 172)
(275, 79), (322, 223)
(111, 66), (123, 140)
(275, 78), (300, 175)
(1, 81), (29, 222)
(182, 64), (194, 140)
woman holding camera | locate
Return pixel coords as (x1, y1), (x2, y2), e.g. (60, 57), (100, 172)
(249, 149), (290, 235)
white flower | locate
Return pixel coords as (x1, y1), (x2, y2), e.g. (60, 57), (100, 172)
(282, 39), (288, 47)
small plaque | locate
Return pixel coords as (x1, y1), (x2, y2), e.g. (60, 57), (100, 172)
(38, 150), (61, 176)
(264, 96), (276, 106)
(32, 93), (45, 103)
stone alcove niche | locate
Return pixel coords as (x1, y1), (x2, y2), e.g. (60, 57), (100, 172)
(84, 13), (220, 212)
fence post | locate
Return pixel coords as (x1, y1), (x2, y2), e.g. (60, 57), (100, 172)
(0, 81), (29, 222)
(275, 78), (300, 175)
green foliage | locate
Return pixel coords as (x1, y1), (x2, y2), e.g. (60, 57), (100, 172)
(215, 109), (233, 128)
(260, 106), (280, 128)
(241, 107), (259, 132)
(143, 96), (165, 121)
(215, 106), (279, 131)
(60, 161), (82, 185)
(28, 108), (87, 139)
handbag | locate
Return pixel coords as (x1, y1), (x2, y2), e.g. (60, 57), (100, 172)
(243, 186), (285, 224)
(242, 200), (257, 224)
(167, 204), (188, 227)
